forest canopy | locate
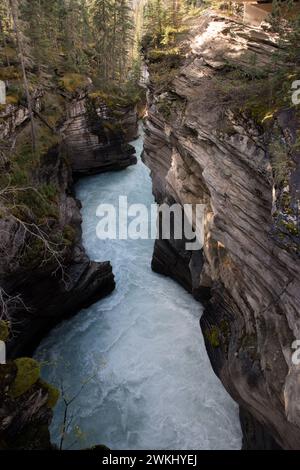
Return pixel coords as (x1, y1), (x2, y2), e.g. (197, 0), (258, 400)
(0, 0), (141, 84)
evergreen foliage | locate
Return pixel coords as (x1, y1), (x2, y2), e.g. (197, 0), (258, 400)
(0, 0), (138, 84)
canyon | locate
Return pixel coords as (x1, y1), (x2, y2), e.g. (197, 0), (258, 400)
(1, 8), (300, 451)
(35, 127), (241, 450)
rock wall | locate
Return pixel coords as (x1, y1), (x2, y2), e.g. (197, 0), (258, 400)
(1, 140), (116, 357)
(0, 359), (56, 450)
(0, 90), (138, 358)
(63, 96), (137, 175)
(143, 13), (300, 449)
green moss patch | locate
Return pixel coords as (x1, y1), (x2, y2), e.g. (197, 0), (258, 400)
(59, 73), (91, 93)
(206, 325), (220, 348)
(39, 379), (60, 408)
(9, 358), (40, 398)
(0, 320), (9, 342)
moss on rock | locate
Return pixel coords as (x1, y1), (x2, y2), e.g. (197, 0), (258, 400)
(9, 358), (40, 398)
(39, 379), (60, 408)
(206, 325), (220, 348)
(59, 73), (90, 93)
(0, 320), (9, 342)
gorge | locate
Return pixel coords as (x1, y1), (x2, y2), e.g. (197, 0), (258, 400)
(1, 1), (300, 454)
(35, 127), (241, 450)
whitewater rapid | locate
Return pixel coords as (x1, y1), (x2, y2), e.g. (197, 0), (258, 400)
(35, 128), (242, 450)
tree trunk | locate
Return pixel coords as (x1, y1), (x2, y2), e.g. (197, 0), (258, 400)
(9, 0), (36, 152)
(0, 12), (10, 67)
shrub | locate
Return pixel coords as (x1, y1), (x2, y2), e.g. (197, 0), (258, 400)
(59, 73), (90, 93)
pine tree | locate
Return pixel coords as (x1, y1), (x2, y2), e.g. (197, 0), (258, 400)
(143, 0), (191, 49)
(9, 0), (36, 151)
(0, 1), (11, 67)
(144, 0), (166, 48)
(3, 0), (138, 99)
(115, 0), (134, 81)
(91, 0), (113, 79)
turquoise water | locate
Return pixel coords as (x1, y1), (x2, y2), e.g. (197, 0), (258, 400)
(35, 129), (241, 450)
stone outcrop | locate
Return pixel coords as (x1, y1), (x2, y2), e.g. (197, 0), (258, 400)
(0, 359), (56, 450)
(0, 89), (43, 140)
(0, 75), (138, 449)
(63, 96), (137, 175)
(143, 12), (300, 449)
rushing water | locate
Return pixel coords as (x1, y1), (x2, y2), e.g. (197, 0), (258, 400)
(35, 128), (242, 450)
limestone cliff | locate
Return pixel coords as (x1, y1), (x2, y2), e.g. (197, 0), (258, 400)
(143, 12), (300, 449)
(62, 95), (137, 175)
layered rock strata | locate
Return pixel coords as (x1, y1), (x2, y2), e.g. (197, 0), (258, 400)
(63, 97), (137, 175)
(143, 13), (300, 449)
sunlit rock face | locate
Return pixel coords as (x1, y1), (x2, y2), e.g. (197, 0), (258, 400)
(63, 98), (137, 175)
(143, 12), (300, 449)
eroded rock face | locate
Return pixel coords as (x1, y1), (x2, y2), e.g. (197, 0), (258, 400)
(0, 361), (53, 450)
(0, 89), (43, 140)
(63, 97), (137, 175)
(144, 13), (300, 449)
(0, 142), (116, 357)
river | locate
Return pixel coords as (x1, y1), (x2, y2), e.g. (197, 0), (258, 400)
(35, 127), (242, 450)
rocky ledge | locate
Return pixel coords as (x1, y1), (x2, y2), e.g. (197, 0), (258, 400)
(62, 95), (138, 175)
(143, 12), (300, 449)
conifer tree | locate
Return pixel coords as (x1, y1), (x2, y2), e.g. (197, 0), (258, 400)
(9, 0), (36, 151)
(2, 0), (139, 104)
